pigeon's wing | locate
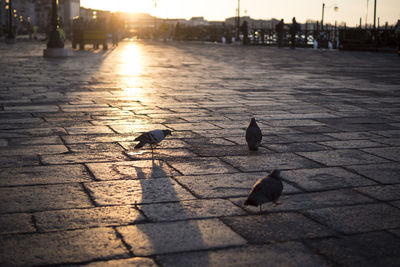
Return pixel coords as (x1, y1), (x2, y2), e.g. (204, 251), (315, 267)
(148, 129), (165, 144)
(247, 178), (270, 204)
(134, 132), (152, 143)
(246, 126), (262, 143)
(260, 178), (283, 202)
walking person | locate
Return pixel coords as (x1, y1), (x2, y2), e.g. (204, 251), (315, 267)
(289, 17), (299, 49)
(275, 19), (284, 47)
(241, 20), (249, 45)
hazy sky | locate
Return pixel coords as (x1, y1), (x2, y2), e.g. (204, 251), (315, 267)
(81, 0), (400, 26)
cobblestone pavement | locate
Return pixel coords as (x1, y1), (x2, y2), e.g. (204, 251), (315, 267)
(0, 40), (400, 266)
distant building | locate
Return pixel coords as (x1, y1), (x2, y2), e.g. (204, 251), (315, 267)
(225, 16), (280, 29)
(0, 0), (79, 38)
(188, 17), (208, 26)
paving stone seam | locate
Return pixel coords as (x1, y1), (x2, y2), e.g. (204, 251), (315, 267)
(113, 227), (136, 258)
(359, 147), (398, 163)
(351, 187), (400, 208)
(80, 182), (100, 207)
(305, 203), (400, 235)
(341, 165), (395, 185)
(82, 163), (101, 182)
(169, 176), (202, 199)
(215, 156), (247, 173)
(301, 237), (346, 266)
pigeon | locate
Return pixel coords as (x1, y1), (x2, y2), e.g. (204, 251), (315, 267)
(246, 118), (262, 151)
(134, 129), (172, 158)
(244, 169), (283, 212)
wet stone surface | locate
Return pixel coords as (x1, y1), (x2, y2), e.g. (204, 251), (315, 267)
(1, 41), (400, 265)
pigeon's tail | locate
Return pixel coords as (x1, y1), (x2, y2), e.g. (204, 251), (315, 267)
(244, 199), (258, 206)
(134, 142), (145, 149)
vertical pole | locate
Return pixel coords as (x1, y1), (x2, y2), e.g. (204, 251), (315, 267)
(153, 0), (157, 39)
(321, 3), (325, 30)
(236, 0), (240, 40)
(0, 0), (3, 37)
(373, 0), (376, 29)
(47, 0), (63, 48)
(8, 0), (14, 39)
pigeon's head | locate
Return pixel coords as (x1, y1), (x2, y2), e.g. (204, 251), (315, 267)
(269, 169), (281, 179)
(244, 198), (258, 206)
(162, 130), (172, 137)
(250, 118), (258, 126)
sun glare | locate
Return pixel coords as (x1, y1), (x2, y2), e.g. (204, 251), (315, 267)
(118, 43), (145, 95)
(81, 0), (154, 14)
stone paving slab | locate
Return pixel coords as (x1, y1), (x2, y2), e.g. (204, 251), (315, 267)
(0, 228), (129, 266)
(298, 149), (389, 166)
(362, 147), (400, 161)
(175, 172), (300, 199)
(0, 164), (92, 186)
(79, 257), (158, 267)
(281, 167), (376, 191)
(86, 160), (178, 180)
(0, 183), (93, 213)
(0, 155), (39, 168)
(306, 203), (400, 234)
(34, 206), (145, 232)
(354, 184), (400, 201)
(168, 157), (238, 175)
(306, 232), (400, 267)
(117, 218), (247, 256)
(347, 162), (400, 184)
(41, 151), (129, 165)
(230, 188), (375, 212)
(85, 178), (196, 205)
(140, 198), (246, 222)
(1, 41), (400, 266)
(157, 241), (329, 267)
(222, 153), (321, 172)
(0, 213), (35, 235)
(221, 213), (335, 243)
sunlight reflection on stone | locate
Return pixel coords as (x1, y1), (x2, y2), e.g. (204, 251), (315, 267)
(117, 42), (145, 96)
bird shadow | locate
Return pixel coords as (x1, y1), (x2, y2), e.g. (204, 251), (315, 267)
(130, 158), (210, 258)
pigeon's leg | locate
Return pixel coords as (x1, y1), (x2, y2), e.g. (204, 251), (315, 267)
(259, 205), (262, 212)
(151, 145), (154, 160)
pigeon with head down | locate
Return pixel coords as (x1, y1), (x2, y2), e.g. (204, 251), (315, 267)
(244, 170), (283, 212)
(246, 118), (262, 151)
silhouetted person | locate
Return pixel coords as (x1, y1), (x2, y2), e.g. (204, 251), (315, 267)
(275, 19), (284, 47)
(241, 21), (249, 45)
(290, 17), (299, 49)
(110, 14), (119, 46)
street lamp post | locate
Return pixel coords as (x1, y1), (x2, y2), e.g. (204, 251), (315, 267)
(321, 3), (325, 30)
(5, 0), (16, 43)
(321, 3), (338, 30)
(153, 0), (157, 39)
(43, 0), (68, 57)
(236, 0), (240, 40)
(373, 0), (377, 29)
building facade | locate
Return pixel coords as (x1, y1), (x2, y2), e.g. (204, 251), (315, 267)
(0, 0), (79, 38)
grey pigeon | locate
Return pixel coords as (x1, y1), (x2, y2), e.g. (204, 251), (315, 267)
(134, 129), (172, 158)
(246, 118), (262, 151)
(244, 170), (283, 212)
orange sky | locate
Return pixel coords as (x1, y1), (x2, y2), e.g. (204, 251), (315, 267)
(81, 0), (400, 26)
